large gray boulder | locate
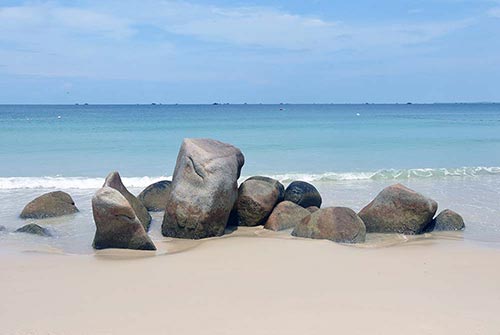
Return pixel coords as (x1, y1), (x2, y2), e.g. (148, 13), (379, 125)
(138, 180), (172, 212)
(358, 184), (438, 234)
(162, 139), (245, 239)
(292, 207), (366, 243)
(236, 176), (284, 226)
(425, 209), (465, 232)
(284, 181), (322, 208)
(20, 191), (78, 219)
(264, 201), (310, 231)
(15, 224), (52, 237)
(104, 171), (152, 231)
(92, 187), (156, 251)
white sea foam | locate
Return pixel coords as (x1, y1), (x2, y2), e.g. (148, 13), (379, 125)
(0, 176), (171, 190)
(0, 167), (499, 189)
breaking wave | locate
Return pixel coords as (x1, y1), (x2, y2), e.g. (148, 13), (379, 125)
(0, 167), (499, 189)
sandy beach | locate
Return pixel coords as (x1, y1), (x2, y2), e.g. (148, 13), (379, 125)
(1, 230), (499, 335)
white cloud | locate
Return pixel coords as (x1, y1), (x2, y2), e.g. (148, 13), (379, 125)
(488, 7), (500, 17)
(0, 0), (475, 81)
(0, 4), (134, 38)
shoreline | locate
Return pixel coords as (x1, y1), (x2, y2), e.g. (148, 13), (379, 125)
(1, 235), (499, 334)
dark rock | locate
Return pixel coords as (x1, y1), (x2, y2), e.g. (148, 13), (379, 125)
(236, 176), (284, 226)
(264, 201), (310, 231)
(138, 180), (172, 212)
(306, 206), (320, 213)
(292, 207), (366, 243)
(358, 184), (437, 234)
(0, 225), (6, 232)
(104, 171), (152, 231)
(20, 191), (78, 219)
(15, 224), (52, 237)
(162, 138), (245, 239)
(284, 181), (322, 208)
(425, 209), (465, 232)
(92, 187), (156, 251)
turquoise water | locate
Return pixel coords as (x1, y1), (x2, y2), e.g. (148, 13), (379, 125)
(1, 104), (500, 178)
(1, 104), (500, 253)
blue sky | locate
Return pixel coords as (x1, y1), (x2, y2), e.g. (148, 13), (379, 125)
(0, 0), (499, 103)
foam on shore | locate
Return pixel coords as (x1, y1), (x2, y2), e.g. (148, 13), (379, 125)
(1, 166), (499, 189)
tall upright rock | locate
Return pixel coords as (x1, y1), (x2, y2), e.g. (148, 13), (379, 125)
(162, 139), (245, 239)
(92, 187), (156, 251)
(104, 171), (152, 231)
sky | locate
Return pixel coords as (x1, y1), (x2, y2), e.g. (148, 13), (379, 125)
(0, 0), (499, 104)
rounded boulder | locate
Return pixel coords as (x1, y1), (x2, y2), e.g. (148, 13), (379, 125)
(292, 207), (366, 243)
(236, 176), (284, 226)
(284, 181), (322, 208)
(20, 191), (79, 219)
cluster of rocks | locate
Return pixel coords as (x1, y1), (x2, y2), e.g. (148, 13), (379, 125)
(15, 138), (465, 251)
(6, 191), (80, 237)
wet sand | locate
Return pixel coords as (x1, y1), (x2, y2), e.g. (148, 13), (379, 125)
(1, 230), (499, 335)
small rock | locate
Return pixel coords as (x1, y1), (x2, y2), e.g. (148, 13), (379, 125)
(236, 176), (285, 226)
(425, 209), (465, 232)
(20, 191), (79, 219)
(292, 207), (366, 243)
(104, 171), (152, 231)
(284, 181), (322, 208)
(15, 224), (52, 237)
(264, 201), (311, 231)
(358, 184), (437, 234)
(138, 180), (172, 212)
(92, 187), (156, 251)
(0, 225), (7, 232)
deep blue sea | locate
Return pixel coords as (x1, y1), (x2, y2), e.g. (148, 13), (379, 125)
(1, 104), (500, 253)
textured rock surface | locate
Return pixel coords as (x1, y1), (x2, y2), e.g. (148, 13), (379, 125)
(264, 201), (310, 231)
(284, 181), (322, 208)
(15, 224), (52, 237)
(162, 139), (245, 239)
(425, 209), (465, 232)
(104, 171), (152, 231)
(236, 176), (284, 226)
(92, 187), (156, 251)
(292, 207), (366, 243)
(20, 191), (78, 219)
(358, 184), (438, 234)
(306, 206), (320, 213)
(138, 180), (172, 212)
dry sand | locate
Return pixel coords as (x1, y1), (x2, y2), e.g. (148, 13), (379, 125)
(1, 229), (500, 335)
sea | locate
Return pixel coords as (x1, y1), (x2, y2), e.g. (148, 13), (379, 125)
(1, 103), (500, 253)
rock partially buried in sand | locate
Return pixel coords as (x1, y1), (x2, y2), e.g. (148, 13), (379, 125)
(138, 180), (172, 212)
(264, 201), (310, 231)
(15, 223), (52, 237)
(358, 184), (437, 235)
(425, 209), (465, 232)
(292, 207), (366, 243)
(20, 191), (79, 219)
(284, 181), (322, 208)
(162, 138), (244, 239)
(104, 171), (152, 231)
(0, 225), (6, 232)
(92, 187), (156, 251)
(236, 176), (284, 226)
